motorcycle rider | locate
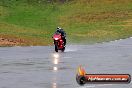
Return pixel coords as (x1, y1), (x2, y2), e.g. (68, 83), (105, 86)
(55, 27), (66, 46)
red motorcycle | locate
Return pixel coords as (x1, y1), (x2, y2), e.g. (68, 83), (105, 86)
(53, 32), (65, 52)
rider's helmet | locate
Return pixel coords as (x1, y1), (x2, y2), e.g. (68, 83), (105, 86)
(56, 27), (60, 33)
(57, 27), (59, 29)
(57, 27), (60, 29)
(56, 27), (62, 33)
(57, 27), (62, 30)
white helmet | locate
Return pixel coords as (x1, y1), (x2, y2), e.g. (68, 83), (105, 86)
(57, 27), (61, 30)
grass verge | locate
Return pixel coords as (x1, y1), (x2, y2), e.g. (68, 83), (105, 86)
(0, 0), (132, 46)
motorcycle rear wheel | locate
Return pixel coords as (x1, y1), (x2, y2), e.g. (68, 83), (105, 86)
(61, 47), (65, 52)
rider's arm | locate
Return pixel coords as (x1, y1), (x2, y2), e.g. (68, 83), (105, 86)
(63, 31), (66, 37)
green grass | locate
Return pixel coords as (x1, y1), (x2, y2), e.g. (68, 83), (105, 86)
(0, 0), (132, 45)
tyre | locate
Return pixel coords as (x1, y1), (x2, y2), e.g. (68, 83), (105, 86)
(61, 47), (65, 52)
(55, 45), (58, 52)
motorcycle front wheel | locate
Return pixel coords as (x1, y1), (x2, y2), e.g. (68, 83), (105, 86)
(55, 45), (58, 52)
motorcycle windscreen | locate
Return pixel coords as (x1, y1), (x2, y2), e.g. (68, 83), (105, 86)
(53, 34), (61, 40)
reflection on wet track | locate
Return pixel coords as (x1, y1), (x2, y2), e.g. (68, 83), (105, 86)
(0, 38), (132, 88)
(52, 53), (59, 72)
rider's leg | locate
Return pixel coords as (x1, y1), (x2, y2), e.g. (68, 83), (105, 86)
(64, 38), (66, 46)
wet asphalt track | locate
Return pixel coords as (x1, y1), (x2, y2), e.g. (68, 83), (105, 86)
(0, 38), (132, 88)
